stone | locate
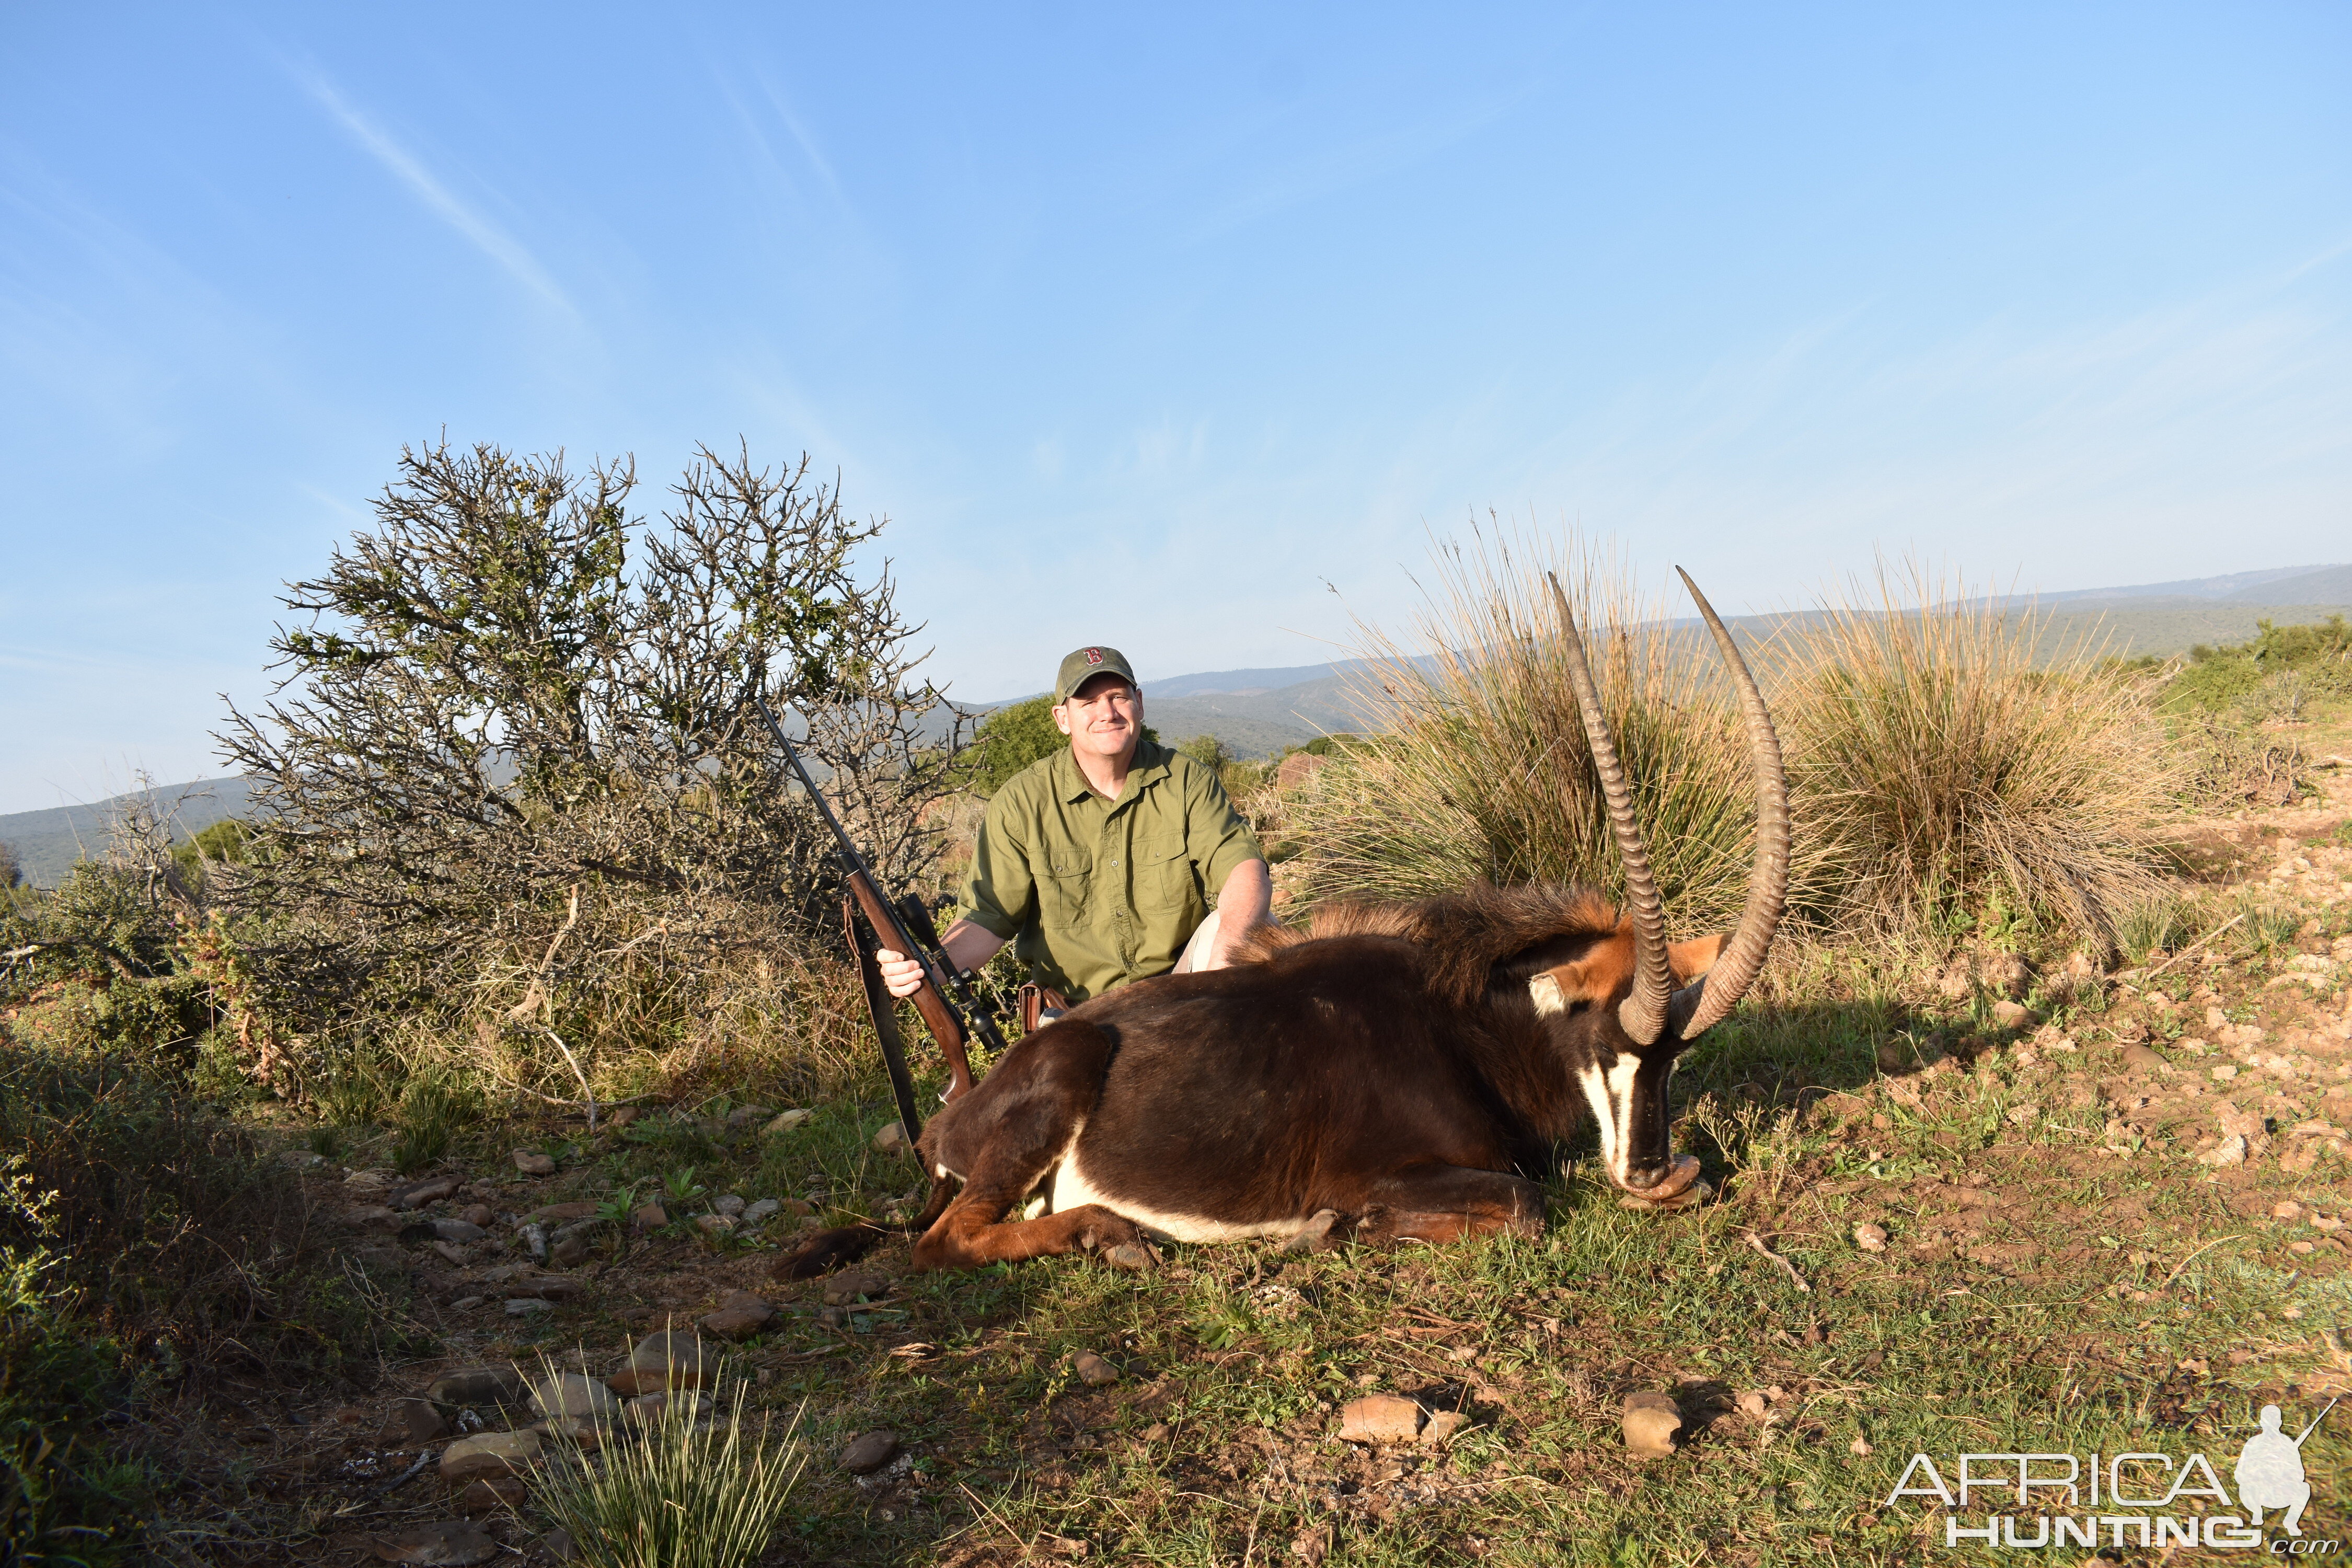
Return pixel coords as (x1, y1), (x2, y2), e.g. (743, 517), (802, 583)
(764, 1109), (814, 1136)
(822, 1273), (888, 1306)
(344, 1168), (395, 1189)
(427, 1367), (526, 1406)
(391, 1176), (462, 1209)
(512, 1149), (557, 1176)
(520, 1202), (598, 1227)
(529, 1373), (621, 1422)
(343, 1204), (403, 1231)
(1420, 1410), (1471, 1444)
(1853, 1223), (1888, 1252)
(713, 1193), (747, 1217)
(1735, 1390), (1771, 1420)
(505, 1298), (554, 1317)
(360, 1521), (500, 1565)
(504, 1275), (587, 1301)
(725, 1105), (770, 1128)
(625, 1389), (711, 1421)
(2274, 1201), (2304, 1218)
(1990, 1000), (2033, 1031)
(434, 1219), (487, 1243)
(453, 1475), (527, 1514)
(2199, 1135), (2249, 1168)
(695, 1213), (736, 1237)
(280, 1150), (327, 1170)
(375, 1397), (448, 1447)
(440, 1429), (543, 1483)
(606, 1105), (640, 1127)
(742, 1198), (781, 1225)
(549, 1236), (590, 1269)
(540, 1527), (577, 1561)
(1073, 1352), (1120, 1387)
(1337, 1394), (1423, 1443)
(1979, 953), (2032, 998)
(839, 1429), (902, 1475)
(1622, 1391), (1681, 1458)
(873, 1121), (910, 1155)
(2120, 1043), (2165, 1071)
(458, 1203), (495, 1228)
(609, 1330), (707, 1393)
(629, 1203), (668, 1231)
(699, 1294), (777, 1341)
(1277, 750), (1331, 791)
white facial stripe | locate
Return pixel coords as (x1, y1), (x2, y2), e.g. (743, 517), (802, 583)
(1578, 1055), (1645, 1187)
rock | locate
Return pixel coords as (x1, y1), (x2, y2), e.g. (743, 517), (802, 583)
(695, 1213), (736, 1237)
(391, 1176), (462, 1210)
(2274, 1200), (2304, 1218)
(699, 1293), (777, 1341)
(1277, 750), (1331, 791)
(539, 1527), (576, 1561)
(606, 1104), (640, 1127)
(361, 1520), (500, 1565)
(529, 1373), (620, 1423)
(1853, 1223), (1888, 1252)
(1290, 1523), (1333, 1566)
(375, 1397), (448, 1447)
(764, 1109), (814, 1136)
(725, 1105), (770, 1128)
(629, 1203), (668, 1231)
(873, 1121), (910, 1154)
(625, 1389), (711, 1421)
(1420, 1410), (1471, 1444)
(713, 1193), (747, 1217)
(822, 1273), (888, 1306)
(839, 1429), (902, 1475)
(2120, 1043), (2165, 1071)
(512, 1150), (557, 1176)
(1622, 1391), (1681, 1458)
(607, 1329), (707, 1393)
(1073, 1352), (1120, 1387)
(428, 1367), (526, 1406)
(504, 1275), (587, 1301)
(440, 1429), (543, 1483)
(280, 1150), (327, 1170)
(1990, 1000), (2033, 1031)
(1851, 1435), (1874, 1455)
(521, 1223), (549, 1262)
(343, 1204), (403, 1231)
(550, 1236), (590, 1269)
(343, 1168), (395, 1189)
(1284, 1208), (1341, 1253)
(1979, 953), (2032, 998)
(741, 1198), (781, 1225)
(433, 1219), (487, 1243)
(2199, 1135), (2250, 1168)
(1336, 1394), (1423, 1443)
(453, 1476), (527, 1514)
(1735, 1390), (1771, 1420)
(456, 1203), (494, 1227)
(506, 1298), (553, 1317)
(520, 1202), (598, 1227)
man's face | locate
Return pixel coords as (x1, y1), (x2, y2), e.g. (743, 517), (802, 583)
(1054, 674), (1142, 764)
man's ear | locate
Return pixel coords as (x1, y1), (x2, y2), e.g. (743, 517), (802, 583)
(1051, 703), (1073, 736)
(1669, 933), (1726, 985)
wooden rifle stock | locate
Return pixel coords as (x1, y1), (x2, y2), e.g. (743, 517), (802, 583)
(842, 867), (975, 1100)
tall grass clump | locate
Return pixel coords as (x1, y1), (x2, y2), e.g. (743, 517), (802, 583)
(527, 1364), (804, 1568)
(1774, 563), (2176, 948)
(1287, 525), (1761, 931)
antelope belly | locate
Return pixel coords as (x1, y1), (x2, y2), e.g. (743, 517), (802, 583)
(1048, 1150), (1303, 1244)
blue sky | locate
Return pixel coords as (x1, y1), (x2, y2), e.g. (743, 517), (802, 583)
(2, 3), (2347, 813)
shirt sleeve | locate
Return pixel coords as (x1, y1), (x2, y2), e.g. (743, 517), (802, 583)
(1185, 759), (1265, 903)
(959, 786), (1037, 941)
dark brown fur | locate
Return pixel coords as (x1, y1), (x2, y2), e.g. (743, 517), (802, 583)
(779, 882), (1720, 1278)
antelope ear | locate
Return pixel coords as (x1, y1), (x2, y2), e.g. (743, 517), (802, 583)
(1669, 932), (1726, 985)
(1535, 932), (1635, 1010)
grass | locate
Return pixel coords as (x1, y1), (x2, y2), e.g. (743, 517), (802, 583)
(526, 1353), (806, 1568)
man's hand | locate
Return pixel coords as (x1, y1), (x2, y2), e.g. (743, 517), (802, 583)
(875, 919), (1009, 1000)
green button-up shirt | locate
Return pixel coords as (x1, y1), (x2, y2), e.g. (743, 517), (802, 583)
(960, 740), (1264, 1003)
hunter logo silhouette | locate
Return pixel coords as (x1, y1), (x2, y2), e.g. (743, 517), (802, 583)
(2236, 1401), (2333, 1536)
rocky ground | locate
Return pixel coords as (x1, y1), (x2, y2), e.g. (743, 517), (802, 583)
(147, 755), (2352, 1566)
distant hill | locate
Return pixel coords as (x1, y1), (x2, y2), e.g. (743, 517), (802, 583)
(1, 778), (253, 889)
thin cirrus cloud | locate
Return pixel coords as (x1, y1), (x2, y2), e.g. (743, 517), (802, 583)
(285, 60), (575, 317)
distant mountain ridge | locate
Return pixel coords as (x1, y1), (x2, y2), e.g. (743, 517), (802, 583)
(9, 568), (2347, 886)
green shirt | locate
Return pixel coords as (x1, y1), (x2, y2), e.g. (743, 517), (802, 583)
(960, 739), (1264, 1003)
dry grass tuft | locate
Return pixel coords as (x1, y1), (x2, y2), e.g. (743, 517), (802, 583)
(1773, 562), (2177, 947)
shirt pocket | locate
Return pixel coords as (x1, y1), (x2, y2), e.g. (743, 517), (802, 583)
(1036, 850), (1094, 926)
(1135, 837), (1198, 914)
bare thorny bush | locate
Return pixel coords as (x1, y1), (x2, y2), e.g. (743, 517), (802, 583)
(215, 439), (965, 1110)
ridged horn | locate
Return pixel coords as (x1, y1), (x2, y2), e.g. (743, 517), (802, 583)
(1546, 572), (1675, 1045)
(1664, 567), (1790, 1040)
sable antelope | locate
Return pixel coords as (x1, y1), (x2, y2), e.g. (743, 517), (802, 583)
(783, 569), (1789, 1277)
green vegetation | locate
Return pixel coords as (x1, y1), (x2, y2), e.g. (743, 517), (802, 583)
(527, 1366), (806, 1568)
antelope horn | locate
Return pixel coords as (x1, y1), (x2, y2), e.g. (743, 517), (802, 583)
(1665, 567), (1790, 1040)
(1546, 572), (1674, 1045)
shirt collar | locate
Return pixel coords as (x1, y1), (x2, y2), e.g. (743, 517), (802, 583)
(1056, 739), (1168, 804)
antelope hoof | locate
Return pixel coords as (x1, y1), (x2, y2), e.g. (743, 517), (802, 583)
(1099, 1240), (1158, 1272)
(1622, 1155), (1702, 1201)
(1619, 1179), (1711, 1213)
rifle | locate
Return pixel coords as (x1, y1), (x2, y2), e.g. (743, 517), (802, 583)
(751, 693), (997, 1141)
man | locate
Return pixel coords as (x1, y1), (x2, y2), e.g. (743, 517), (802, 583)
(877, 645), (1271, 1014)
